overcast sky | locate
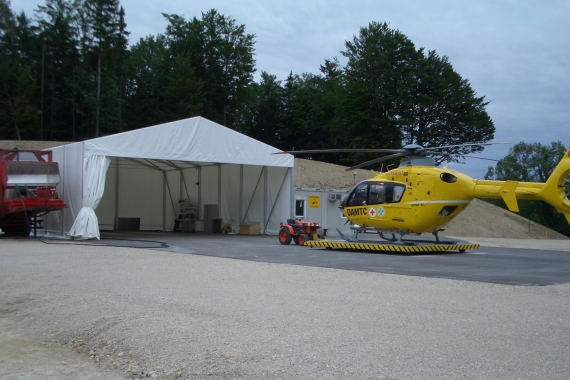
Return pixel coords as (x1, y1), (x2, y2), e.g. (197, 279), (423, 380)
(11, 0), (570, 178)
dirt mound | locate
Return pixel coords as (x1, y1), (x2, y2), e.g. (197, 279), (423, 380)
(294, 158), (568, 240)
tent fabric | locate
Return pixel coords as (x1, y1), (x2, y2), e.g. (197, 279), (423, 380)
(44, 142), (85, 236)
(45, 117), (294, 238)
(67, 155), (111, 240)
(83, 117), (293, 167)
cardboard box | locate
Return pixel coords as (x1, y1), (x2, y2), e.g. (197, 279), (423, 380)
(240, 222), (260, 235)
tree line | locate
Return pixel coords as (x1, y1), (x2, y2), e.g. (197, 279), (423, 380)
(1, 0), (495, 167)
(485, 141), (570, 237)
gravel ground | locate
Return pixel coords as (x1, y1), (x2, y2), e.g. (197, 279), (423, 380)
(1, 239), (570, 379)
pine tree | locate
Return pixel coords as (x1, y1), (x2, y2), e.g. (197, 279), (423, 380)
(0, 0), (39, 139)
(81, 0), (129, 137)
(36, 0), (80, 140)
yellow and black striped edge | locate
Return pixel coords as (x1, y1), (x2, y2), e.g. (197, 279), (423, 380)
(304, 240), (479, 252)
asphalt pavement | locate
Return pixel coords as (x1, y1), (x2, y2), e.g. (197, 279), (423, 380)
(39, 231), (570, 286)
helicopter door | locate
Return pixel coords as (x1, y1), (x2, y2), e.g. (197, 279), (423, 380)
(368, 183), (387, 204)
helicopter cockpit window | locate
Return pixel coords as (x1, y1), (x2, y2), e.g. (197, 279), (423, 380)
(346, 182), (406, 206)
(368, 184), (386, 204)
(347, 183), (368, 206)
(392, 185), (405, 202)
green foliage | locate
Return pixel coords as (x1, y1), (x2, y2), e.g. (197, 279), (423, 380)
(0, 1), (494, 164)
(341, 22), (416, 159)
(0, 0), (16, 54)
(125, 10), (255, 129)
(336, 22), (495, 167)
(485, 141), (570, 237)
(0, 59), (39, 139)
(0, 0), (39, 139)
(487, 141), (566, 182)
(123, 35), (170, 128)
(237, 71), (284, 147)
(36, 0), (81, 140)
(81, 0), (130, 137)
(402, 50), (494, 163)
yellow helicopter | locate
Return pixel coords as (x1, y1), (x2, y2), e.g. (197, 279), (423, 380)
(279, 143), (570, 244)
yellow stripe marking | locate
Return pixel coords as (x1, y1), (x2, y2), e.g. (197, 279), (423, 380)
(304, 240), (479, 252)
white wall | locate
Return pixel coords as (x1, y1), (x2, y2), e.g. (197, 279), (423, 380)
(45, 142), (85, 235)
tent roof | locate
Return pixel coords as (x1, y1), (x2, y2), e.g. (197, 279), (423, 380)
(80, 117), (293, 168)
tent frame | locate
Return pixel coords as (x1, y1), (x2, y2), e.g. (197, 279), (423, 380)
(111, 157), (292, 232)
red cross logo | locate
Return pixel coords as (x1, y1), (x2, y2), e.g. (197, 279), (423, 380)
(369, 208), (376, 217)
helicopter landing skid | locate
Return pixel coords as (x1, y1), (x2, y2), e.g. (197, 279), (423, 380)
(336, 228), (358, 242)
(337, 228), (461, 246)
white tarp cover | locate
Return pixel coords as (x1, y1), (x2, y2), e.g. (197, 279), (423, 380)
(67, 155), (111, 239)
(83, 117), (292, 167)
(45, 117), (294, 238)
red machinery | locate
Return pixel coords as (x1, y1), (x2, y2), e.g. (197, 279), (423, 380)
(0, 149), (66, 237)
(278, 218), (321, 245)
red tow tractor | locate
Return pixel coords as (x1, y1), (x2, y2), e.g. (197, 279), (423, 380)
(278, 218), (322, 245)
(1, 149), (66, 237)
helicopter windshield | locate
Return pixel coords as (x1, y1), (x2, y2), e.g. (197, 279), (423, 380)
(345, 181), (406, 206)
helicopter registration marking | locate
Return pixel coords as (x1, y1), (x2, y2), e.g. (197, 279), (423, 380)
(345, 207), (368, 217)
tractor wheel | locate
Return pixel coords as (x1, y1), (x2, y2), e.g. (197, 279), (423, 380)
(293, 236), (300, 245)
(278, 228), (292, 245)
(298, 234), (310, 246)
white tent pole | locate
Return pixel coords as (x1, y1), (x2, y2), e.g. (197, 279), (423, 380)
(179, 170), (183, 200)
(264, 168), (290, 234)
(114, 157), (119, 230)
(218, 164), (221, 218)
(290, 166), (295, 218)
(163, 172), (166, 231)
(164, 172), (176, 216)
(264, 166), (267, 234)
(242, 167), (264, 224)
(198, 168), (202, 220)
(61, 144), (66, 236)
(239, 165), (243, 226)
(180, 171), (191, 201)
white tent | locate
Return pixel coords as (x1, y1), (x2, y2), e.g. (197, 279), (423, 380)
(45, 117), (294, 239)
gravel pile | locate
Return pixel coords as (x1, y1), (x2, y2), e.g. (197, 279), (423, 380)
(1, 239), (569, 379)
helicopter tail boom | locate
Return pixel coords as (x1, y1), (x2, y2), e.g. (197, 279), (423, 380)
(472, 148), (570, 225)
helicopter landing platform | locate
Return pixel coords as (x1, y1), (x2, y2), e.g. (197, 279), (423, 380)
(304, 240), (480, 253)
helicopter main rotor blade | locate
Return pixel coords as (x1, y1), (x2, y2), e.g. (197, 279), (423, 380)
(345, 153), (404, 171)
(274, 148), (408, 155)
(416, 142), (512, 155)
(462, 156), (530, 167)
